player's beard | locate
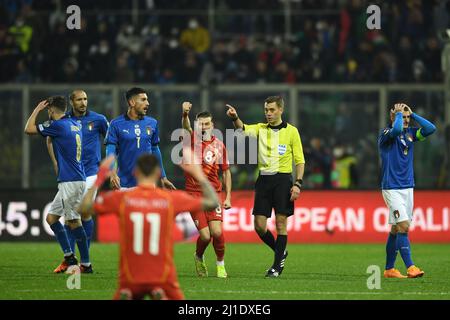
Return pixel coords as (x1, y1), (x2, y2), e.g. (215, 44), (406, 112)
(137, 110), (146, 119)
(77, 106), (87, 114)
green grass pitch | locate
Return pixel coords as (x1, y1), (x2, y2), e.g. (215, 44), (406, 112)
(1, 242), (449, 300)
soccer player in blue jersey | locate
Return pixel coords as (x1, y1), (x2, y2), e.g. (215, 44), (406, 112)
(105, 87), (175, 190)
(24, 96), (92, 273)
(47, 90), (109, 273)
(378, 103), (436, 278)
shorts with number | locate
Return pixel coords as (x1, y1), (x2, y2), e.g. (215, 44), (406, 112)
(113, 281), (184, 300)
(188, 191), (223, 230)
(382, 188), (414, 225)
(49, 181), (86, 220)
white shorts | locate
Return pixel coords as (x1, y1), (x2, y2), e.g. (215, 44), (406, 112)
(84, 175), (98, 199)
(49, 181), (86, 221)
(382, 188), (414, 225)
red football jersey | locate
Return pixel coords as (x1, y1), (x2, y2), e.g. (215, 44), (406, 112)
(94, 185), (203, 284)
(184, 133), (229, 192)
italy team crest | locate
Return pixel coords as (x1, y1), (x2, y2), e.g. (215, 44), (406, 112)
(87, 121), (94, 131)
(146, 126), (152, 135)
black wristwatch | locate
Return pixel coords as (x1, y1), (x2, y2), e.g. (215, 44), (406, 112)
(294, 179), (303, 189)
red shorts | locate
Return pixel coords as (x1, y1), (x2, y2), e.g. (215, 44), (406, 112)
(188, 191), (223, 230)
(113, 281), (184, 300)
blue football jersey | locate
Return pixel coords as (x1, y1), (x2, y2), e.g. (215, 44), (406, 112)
(105, 113), (160, 188)
(37, 115), (86, 183)
(378, 126), (423, 190)
(68, 110), (109, 177)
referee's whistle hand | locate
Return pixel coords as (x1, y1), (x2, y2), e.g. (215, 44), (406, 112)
(290, 186), (301, 201)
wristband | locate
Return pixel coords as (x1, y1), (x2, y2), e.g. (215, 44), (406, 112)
(294, 179), (303, 189)
(230, 116), (239, 121)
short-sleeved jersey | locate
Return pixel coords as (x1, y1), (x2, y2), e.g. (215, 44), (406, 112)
(104, 113), (160, 188)
(94, 185), (203, 284)
(184, 133), (229, 193)
(378, 126), (423, 190)
(37, 115), (86, 183)
(243, 121), (305, 173)
(68, 110), (109, 177)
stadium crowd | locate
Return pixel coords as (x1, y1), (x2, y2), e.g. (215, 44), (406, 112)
(0, 0), (448, 84)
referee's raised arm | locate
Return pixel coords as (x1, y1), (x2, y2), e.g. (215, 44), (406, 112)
(226, 104), (244, 129)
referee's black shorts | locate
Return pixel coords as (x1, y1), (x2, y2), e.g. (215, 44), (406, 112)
(252, 173), (294, 217)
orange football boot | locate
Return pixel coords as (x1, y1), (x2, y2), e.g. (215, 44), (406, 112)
(53, 260), (69, 273)
(407, 265), (425, 278)
(384, 268), (407, 278)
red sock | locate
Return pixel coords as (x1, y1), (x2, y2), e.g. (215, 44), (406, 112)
(196, 236), (210, 258)
(213, 233), (225, 261)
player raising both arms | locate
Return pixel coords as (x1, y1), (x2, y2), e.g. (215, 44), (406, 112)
(78, 150), (219, 300)
(379, 103), (436, 278)
(181, 102), (232, 278)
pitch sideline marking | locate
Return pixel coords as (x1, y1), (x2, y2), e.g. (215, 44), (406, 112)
(185, 289), (450, 296)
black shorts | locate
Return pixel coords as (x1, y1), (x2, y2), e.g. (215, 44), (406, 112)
(252, 173), (294, 217)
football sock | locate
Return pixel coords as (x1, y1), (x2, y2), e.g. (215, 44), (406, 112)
(385, 233), (397, 270)
(216, 260), (225, 266)
(196, 236), (210, 259)
(258, 230), (276, 251)
(71, 226), (90, 265)
(82, 218), (94, 248)
(397, 232), (414, 268)
(50, 221), (73, 256)
(273, 234), (287, 269)
(212, 233), (225, 262)
(64, 224), (76, 254)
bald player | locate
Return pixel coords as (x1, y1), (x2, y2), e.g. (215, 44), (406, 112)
(49, 90), (109, 273)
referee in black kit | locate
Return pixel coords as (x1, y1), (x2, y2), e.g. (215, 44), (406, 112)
(226, 96), (305, 277)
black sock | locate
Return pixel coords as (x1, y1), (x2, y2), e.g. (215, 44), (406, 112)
(274, 235), (287, 269)
(258, 230), (276, 251)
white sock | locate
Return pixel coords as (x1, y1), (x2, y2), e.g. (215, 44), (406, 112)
(216, 260), (225, 266)
(81, 262), (91, 267)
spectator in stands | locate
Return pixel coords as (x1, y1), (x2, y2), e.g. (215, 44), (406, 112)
(333, 144), (358, 189)
(180, 18), (210, 55)
(8, 14), (33, 54)
(0, 0), (447, 84)
(116, 23), (143, 55)
(114, 50), (134, 83)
